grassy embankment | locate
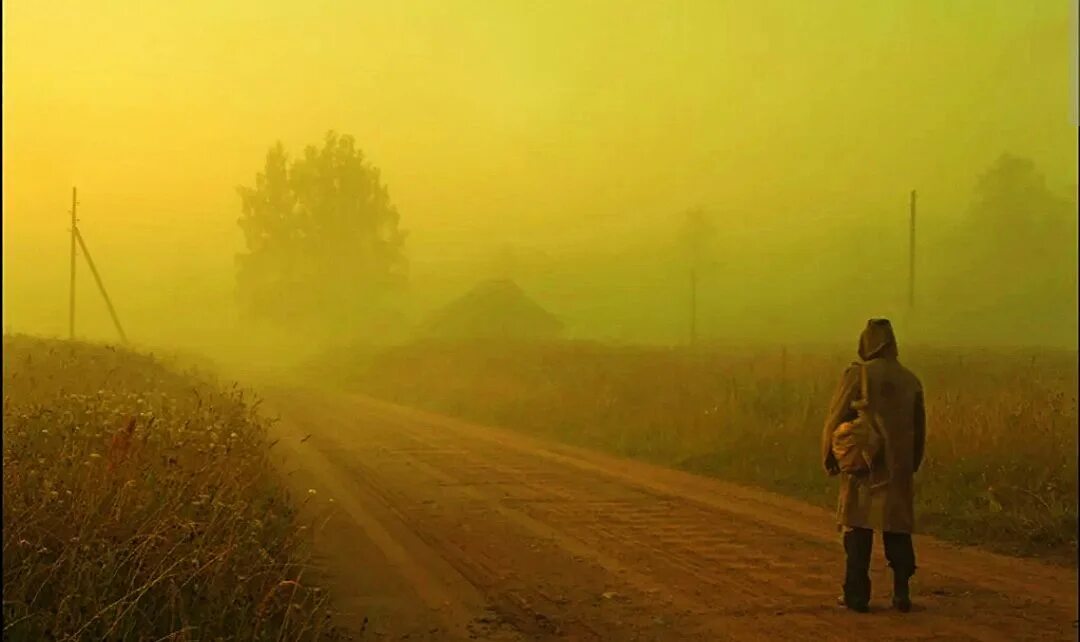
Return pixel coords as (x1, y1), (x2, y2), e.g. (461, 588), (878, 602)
(322, 340), (1077, 563)
(2, 335), (341, 641)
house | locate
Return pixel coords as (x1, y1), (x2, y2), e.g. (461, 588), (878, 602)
(421, 279), (563, 342)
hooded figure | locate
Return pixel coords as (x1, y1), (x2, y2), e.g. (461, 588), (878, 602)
(822, 319), (925, 613)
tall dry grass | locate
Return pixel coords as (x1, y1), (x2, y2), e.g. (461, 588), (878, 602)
(2, 335), (342, 641)
(335, 340), (1078, 562)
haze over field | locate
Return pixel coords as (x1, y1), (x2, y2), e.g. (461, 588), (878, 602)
(4, 5), (1079, 638)
(3, 1), (1077, 357)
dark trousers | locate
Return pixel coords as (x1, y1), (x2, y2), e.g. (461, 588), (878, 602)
(843, 527), (916, 604)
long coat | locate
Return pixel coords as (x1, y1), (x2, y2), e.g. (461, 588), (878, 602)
(821, 319), (926, 533)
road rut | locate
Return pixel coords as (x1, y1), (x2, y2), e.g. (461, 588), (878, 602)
(263, 387), (1077, 641)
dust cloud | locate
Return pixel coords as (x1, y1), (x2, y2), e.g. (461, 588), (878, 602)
(3, 1), (1077, 368)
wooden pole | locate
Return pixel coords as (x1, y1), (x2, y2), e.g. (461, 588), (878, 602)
(781, 345), (788, 383)
(69, 187), (77, 340)
(690, 265), (698, 348)
(908, 190), (916, 313)
(74, 228), (128, 345)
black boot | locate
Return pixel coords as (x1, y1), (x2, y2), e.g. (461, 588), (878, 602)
(836, 594), (870, 613)
(841, 528), (873, 613)
(892, 573), (912, 613)
(883, 531), (916, 613)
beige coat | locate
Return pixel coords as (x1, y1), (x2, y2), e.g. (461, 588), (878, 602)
(822, 319), (926, 533)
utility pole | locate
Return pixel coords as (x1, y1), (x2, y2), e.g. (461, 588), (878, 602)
(683, 207), (710, 350)
(689, 265), (698, 349)
(74, 228), (128, 345)
(65, 188), (129, 345)
(69, 187), (78, 340)
(908, 190), (916, 313)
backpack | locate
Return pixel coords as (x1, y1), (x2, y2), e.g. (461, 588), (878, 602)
(831, 362), (885, 475)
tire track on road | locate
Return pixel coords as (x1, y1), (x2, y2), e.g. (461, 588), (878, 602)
(264, 387), (1077, 642)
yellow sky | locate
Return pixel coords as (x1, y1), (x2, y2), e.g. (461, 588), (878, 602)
(3, 0), (1076, 342)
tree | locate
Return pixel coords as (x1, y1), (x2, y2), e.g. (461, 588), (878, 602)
(964, 154), (1075, 282)
(967, 154), (1073, 252)
(943, 153), (1078, 344)
(236, 132), (407, 336)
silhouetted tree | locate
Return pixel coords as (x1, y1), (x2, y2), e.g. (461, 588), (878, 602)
(967, 154), (1074, 252)
(236, 131), (407, 334)
(947, 153), (1078, 343)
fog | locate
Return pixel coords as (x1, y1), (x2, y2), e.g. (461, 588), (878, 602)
(3, 1), (1077, 366)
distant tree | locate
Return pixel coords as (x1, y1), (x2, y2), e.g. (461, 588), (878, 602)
(967, 154), (1074, 253)
(963, 154), (1075, 277)
(947, 153), (1078, 343)
(235, 131), (407, 335)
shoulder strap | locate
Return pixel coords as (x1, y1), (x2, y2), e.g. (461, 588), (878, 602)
(859, 362), (869, 405)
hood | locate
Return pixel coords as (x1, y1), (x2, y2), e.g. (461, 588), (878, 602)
(858, 318), (899, 361)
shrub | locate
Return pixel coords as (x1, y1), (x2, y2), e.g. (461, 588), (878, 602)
(2, 335), (341, 641)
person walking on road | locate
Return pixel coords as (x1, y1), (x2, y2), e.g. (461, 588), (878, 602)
(822, 318), (926, 613)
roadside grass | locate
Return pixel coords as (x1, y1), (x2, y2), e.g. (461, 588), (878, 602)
(2, 335), (341, 641)
(324, 340), (1078, 563)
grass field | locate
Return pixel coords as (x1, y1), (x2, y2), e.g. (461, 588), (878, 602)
(324, 339), (1078, 563)
(2, 335), (341, 641)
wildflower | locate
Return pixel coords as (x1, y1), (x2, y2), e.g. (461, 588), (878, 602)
(89, 453), (101, 459)
(308, 489), (317, 495)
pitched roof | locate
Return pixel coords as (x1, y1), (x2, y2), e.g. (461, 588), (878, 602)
(422, 279), (563, 340)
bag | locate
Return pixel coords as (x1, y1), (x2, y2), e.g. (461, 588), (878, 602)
(831, 363), (884, 475)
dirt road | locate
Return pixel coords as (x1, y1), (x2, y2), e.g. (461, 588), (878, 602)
(262, 387), (1077, 641)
